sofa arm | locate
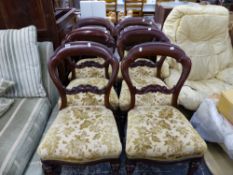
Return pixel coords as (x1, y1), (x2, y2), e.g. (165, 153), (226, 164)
(38, 42), (58, 107)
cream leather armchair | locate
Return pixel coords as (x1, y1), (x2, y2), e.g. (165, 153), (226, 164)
(162, 4), (233, 110)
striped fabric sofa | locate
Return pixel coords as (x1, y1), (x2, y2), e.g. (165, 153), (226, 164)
(0, 42), (58, 175)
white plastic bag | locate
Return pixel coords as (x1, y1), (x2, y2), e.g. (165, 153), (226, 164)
(191, 98), (233, 159)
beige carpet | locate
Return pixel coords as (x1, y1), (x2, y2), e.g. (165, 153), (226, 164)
(205, 143), (233, 175)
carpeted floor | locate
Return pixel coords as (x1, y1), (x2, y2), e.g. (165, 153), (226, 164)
(59, 153), (212, 175)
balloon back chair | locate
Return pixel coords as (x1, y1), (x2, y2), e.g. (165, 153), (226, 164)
(117, 26), (169, 60)
(64, 27), (115, 49)
(37, 41), (122, 175)
(76, 17), (115, 36)
(121, 42), (207, 175)
(117, 26), (171, 112)
(115, 17), (158, 37)
(62, 28), (116, 81)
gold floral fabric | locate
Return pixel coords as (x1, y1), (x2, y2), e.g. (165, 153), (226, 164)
(126, 106), (207, 161)
(75, 68), (106, 79)
(127, 58), (157, 79)
(119, 77), (172, 111)
(38, 106), (122, 163)
(109, 59), (157, 80)
(75, 58), (106, 79)
(63, 78), (119, 110)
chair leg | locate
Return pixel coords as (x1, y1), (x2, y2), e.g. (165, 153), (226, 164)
(187, 158), (202, 175)
(126, 163), (136, 175)
(42, 162), (61, 175)
(111, 162), (120, 175)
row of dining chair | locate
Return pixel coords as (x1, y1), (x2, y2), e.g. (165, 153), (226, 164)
(37, 17), (207, 175)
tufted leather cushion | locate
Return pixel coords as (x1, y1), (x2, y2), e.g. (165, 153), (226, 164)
(62, 78), (119, 109)
(126, 106), (207, 161)
(119, 77), (172, 111)
(38, 106), (122, 163)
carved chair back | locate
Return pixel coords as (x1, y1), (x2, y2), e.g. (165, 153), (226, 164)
(76, 17), (115, 36)
(49, 41), (119, 110)
(115, 17), (157, 36)
(121, 42), (191, 111)
(64, 27), (115, 49)
(117, 26), (170, 59)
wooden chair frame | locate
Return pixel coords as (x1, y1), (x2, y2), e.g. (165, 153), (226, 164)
(115, 17), (158, 36)
(64, 27), (116, 51)
(76, 17), (115, 36)
(117, 27), (170, 137)
(49, 41), (118, 110)
(60, 28), (116, 84)
(42, 41), (120, 175)
(117, 26), (170, 60)
(121, 42), (203, 175)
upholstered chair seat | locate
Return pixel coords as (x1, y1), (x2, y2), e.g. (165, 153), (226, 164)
(38, 42), (121, 174)
(126, 106), (207, 161)
(119, 77), (172, 111)
(121, 42), (206, 175)
(38, 106), (122, 163)
(74, 58), (106, 79)
(64, 78), (119, 110)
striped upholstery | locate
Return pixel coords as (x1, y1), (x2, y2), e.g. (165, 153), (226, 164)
(0, 98), (51, 175)
(0, 26), (46, 97)
(0, 98), (14, 117)
(38, 42), (58, 107)
(24, 105), (59, 175)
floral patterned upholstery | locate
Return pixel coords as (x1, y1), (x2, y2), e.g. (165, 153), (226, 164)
(74, 57), (160, 81)
(109, 59), (157, 80)
(119, 77), (172, 111)
(63, 78), (119, 109)
(126, 106), (207, 161)
(38, 106), (122, 163)
(75, 67), (106, 79)
(75, 58), (106, 79)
